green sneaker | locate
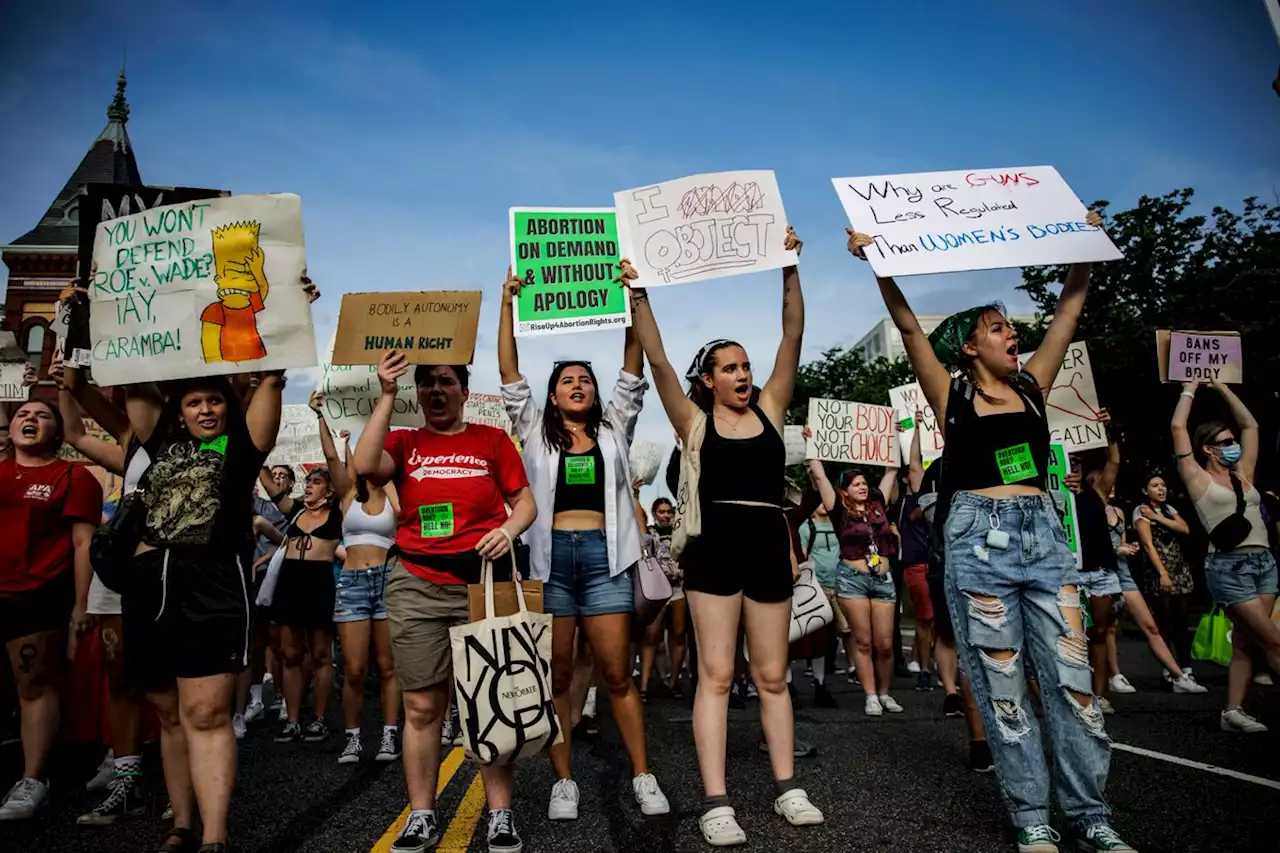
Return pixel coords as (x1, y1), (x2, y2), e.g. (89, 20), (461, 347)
(1018, 825), (1061, 853)
(1078, 824), (1137, 852)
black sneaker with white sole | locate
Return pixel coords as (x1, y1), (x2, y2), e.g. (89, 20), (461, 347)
(487, 809), (523, 853)
(77, 772), (146, 825)
(968, 739), (995, 773)
(338, 732), (363, 765)
(376, 729), (401, 762)
(391, 810), (440, 853)
(274, 721), (302, 743)
(302, 718), (329, 742)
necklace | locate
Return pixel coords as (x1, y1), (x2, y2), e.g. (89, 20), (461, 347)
(715, 409), (748, 432)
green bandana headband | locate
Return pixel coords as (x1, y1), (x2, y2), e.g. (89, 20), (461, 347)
(927, 301), (1006, 369)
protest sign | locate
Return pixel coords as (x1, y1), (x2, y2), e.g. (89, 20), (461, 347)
(56, 418), (116, 464)
(888, 382), (944, 464)
(88, 193), (316, 386)
(509, 208), (629, 336)
(0, 362), (25, 401)
(1156, 330), (1243, 384)
(783, 425), (807, 466)
(1019, 341), (1107, 453)
(465, 393), (513, 434)
(629, 440), (664, 486)
(805, 398), (897, 466)
(614, 170), (798, 288)
(831, 166), (1121, 277)
(265, 404), (331, 469)
(331, 291), (481, 366)
(1046, 443), (1082, 570)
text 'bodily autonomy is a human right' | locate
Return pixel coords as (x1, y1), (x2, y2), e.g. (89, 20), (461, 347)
(831, 165), (1121, 277)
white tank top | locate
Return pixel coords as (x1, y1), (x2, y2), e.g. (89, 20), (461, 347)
(1193, 475), (1269, 552)
(124, 440), (151, 495)
(342, 498), (396, 549)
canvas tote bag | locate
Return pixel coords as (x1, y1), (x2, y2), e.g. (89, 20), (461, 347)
(449, 560), (561, 765)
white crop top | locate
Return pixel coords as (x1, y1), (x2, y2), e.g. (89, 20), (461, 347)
(1193, 475), (1269, 552)
(342, 499), (396, 549)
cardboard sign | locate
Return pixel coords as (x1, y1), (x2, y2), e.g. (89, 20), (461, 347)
(1019, 341), (1107, 453)
(831, 166), (1122, 277)
(265, 404), (332, 469)
(888, 382), (944, 464)
(331, 291), (481, 366)
(614, 170), (798, 288)
(509, 208), (629, 336)
(465, 393), (514, 434)
(1156, 329), (1242, 384)
(805, 398), (897, 466)
(1046, 443), (1082, 570)
(88, 193), (317, 385)
(0, 361), (27, 401)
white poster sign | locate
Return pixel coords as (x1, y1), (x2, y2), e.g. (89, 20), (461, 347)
(783, 425), (807, 466)
(831, 166), (1121, 277)
(888, 382), (944, 464)
(0, 362), (26, 402)
(88, 193), (317, 385)
(465, 393), (513, 434)
(628, 439), (664, 486)
(1019, 341), (1107, 453)
(614, 170), (797, 288)
(805, 398), (897, 466)
(265, 404), (331, 469)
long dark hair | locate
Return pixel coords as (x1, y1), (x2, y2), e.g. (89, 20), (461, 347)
(542, 361), (609, 452)
(157, 376), (246, 446)
(685, 339), (760, 413)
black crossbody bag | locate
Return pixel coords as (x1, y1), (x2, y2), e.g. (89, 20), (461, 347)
(91, 489), (145, 594)
(1207, 475), (1252, 553)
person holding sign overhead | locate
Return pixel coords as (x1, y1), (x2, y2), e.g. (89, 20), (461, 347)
(852, 215), (1139, 853)
(625, 226), (825, 848)
(496, 269), (671, 821)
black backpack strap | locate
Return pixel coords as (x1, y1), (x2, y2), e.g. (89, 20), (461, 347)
(804, 518), (817, 560)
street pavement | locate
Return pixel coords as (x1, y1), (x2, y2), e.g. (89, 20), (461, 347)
(3, 634), (1277, 853)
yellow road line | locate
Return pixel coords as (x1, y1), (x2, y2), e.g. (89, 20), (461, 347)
(370, 747), (467, 853)
(437, 772), (487, 852)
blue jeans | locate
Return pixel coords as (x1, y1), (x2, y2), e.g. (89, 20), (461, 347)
(835, 561), (897, 602)
(334, 563), (391, 623)
(1115, 558), (1139, 593)
(545, 530), (632, 618)
(1204, 549), (1279, 607)
(944, 491), (1112, 831)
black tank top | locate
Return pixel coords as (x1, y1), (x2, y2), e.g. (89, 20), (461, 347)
(1075, 489), (1117, 572)
(699, 403), (784, 505)
(942, 371), (1050, 494)
(553, 444), (606, 513)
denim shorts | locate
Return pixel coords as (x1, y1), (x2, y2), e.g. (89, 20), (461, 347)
(334, 563), (391, 623)
(1114, 558), (1138, 594)
(836, 560), (897, 602)
(546, 529), (633, 618)
(1078, 569), (1122, 599)
(1204, 549), (1279, 607)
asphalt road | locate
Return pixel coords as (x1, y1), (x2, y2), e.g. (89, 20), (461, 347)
(3, 634), (1277, 853)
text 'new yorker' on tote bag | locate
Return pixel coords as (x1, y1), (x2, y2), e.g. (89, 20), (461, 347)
(449, 561), (562, 766)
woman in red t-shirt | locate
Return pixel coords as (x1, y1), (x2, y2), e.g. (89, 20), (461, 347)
(0, 399), (102, 821)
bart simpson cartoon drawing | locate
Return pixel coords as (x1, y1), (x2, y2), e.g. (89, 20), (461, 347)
(200, 221), (269, 363)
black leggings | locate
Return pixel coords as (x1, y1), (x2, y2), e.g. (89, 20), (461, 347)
(1150, 593), (1192, 670)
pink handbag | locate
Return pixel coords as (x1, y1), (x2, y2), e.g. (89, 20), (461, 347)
(633, 534), (673, 627)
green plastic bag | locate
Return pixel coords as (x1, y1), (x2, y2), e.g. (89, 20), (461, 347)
(1192, 606), (1233, 667)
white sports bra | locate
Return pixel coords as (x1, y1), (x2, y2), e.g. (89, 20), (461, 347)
(342, 498), (396, 549)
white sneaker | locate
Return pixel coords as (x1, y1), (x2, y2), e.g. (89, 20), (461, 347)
(1253, 672), (1274, 686)
(907, 660), (921, 674)
(244, 697), (266, 723)
(864, 695), (884, 716)
(878, 694), (904, 713)
(773, 788), (824, 826)
(87, 750), (116, 792)
(0, 778), (49, 821)
(278, 699), (289, 722)
(1172, 675), (1207, 694)
(232, 713), (247, 741)
(547, 778), (579, 820)
(1221, 708), (1268, 733)
(699, 805), (747, 846)
(582, 686), (597, 720)
(631, 773), (670, 816)
(161, 801), (174, 821)
(339, 731), (363, 764)
(1108, 674), (1137, 694)
(1097, 696), (1116, 715)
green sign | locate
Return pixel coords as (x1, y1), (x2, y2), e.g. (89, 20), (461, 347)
(418, 503), (455, 538)
(509, 207), (629, 337)
(1046, 443), (1082, 569)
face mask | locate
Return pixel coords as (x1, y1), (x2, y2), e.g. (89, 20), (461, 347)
(1219, 443), (1242, 465)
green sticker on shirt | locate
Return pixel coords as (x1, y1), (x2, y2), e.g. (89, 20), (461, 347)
(199, 435), (229, 455)
(995, 442), (1038, 484)
(564, 455), (596, 486)
(418, 503), (454, 538)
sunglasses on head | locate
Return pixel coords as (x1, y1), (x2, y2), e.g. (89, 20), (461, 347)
(554, 360), (592, 370)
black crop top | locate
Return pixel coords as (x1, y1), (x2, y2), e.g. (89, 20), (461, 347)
(941, 371), (1050, 494)
(698, 403), (784, 505)
(553, 444), (606, 514)
(287, 502), (344, 543)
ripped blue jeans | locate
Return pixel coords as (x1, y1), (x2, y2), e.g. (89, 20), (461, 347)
(944, 492), (1112, 831)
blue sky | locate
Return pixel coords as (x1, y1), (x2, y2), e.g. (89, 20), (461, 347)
(2, 0), (1278, 501)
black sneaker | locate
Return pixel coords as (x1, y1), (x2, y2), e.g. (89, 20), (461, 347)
(274, 721), (302, 743)
(729, 682), (746, 710)
(916, 672), (935, 692)
(77, 772), (146, 825)
(814, 684), (838, 708)
(197, 845), (228, 853)
(302, 718), (329, 742)
(968, 740), (995, 773)
(156, 828), (200, 853)
(487, 808), (523, 853)
(943, 692), (963, 718)
(391, 810), (440, 853)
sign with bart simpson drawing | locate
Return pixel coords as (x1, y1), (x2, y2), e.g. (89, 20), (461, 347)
(88, 193), (317, 385)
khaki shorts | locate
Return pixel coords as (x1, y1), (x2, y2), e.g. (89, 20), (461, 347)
(386, 556), (470, 692)
(823, 587), (851, 634)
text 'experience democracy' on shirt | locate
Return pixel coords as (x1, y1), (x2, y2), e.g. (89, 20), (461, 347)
(384, 423), (528, 585)
(0, 457), (103, 595)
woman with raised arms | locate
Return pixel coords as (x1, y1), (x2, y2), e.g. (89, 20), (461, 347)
(850, 215), (1137, 853)
(624, 226), (824, 848)
(496, 268), (670, 821)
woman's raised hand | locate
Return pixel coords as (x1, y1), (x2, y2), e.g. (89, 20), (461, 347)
(845, 227), (873, 260)
(504, 266), (523, 303)
(784, 226), (803, 257)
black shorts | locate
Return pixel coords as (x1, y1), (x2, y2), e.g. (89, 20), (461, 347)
(0, 572), (74, 645)
(271, 559), (336, 630)
(124, 548), (251, 690)
(927, 561), (954, 644)
(680, 503), (793, 603)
